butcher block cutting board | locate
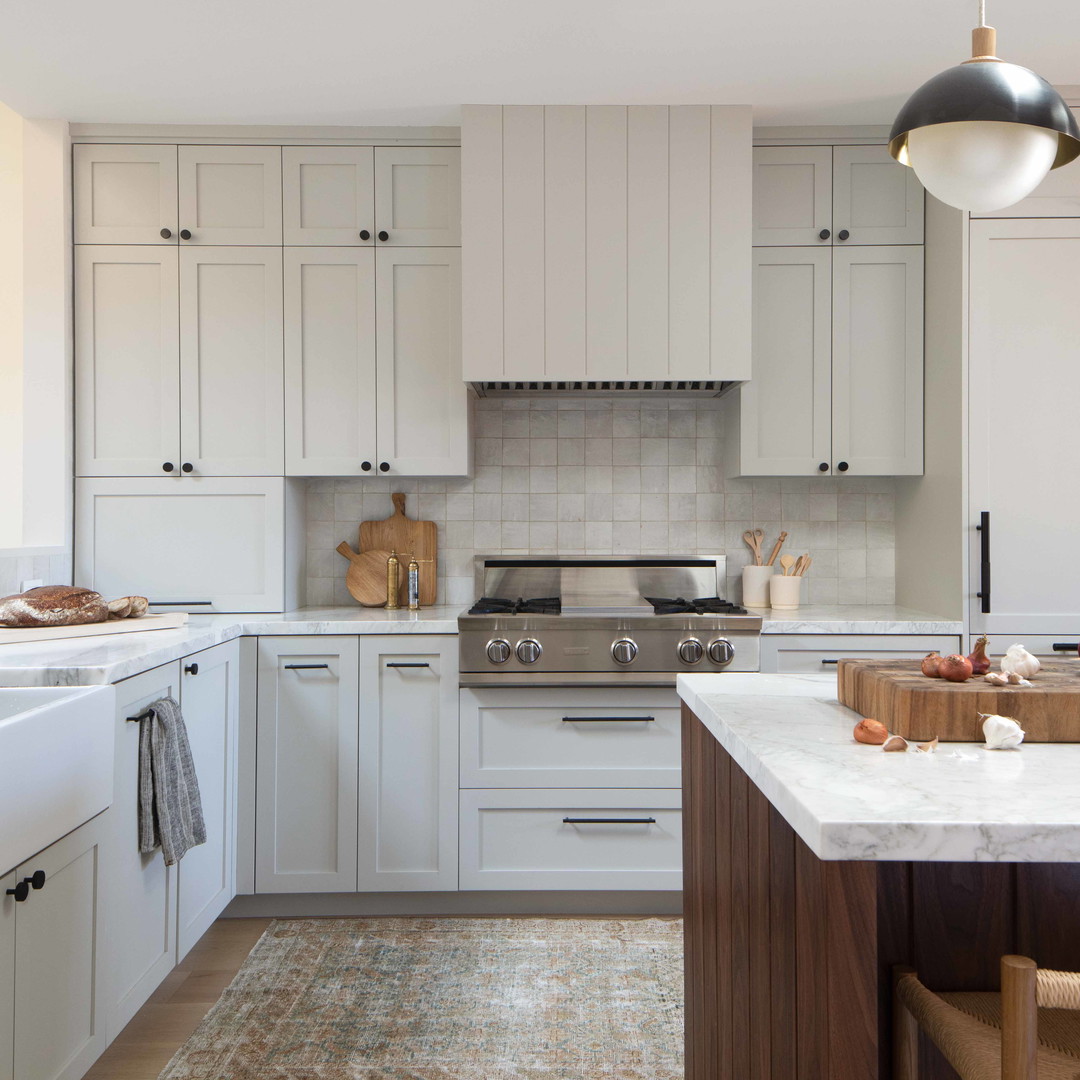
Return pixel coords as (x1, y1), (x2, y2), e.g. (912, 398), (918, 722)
(837, 658), (1080, 742)
(0, 612), (189, 646)
(358, 493), (437, 607)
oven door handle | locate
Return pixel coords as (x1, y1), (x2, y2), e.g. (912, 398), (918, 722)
(561, 715), (655, 723)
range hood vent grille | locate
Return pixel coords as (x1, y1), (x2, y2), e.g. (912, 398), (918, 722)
(472, 380), (736, 398)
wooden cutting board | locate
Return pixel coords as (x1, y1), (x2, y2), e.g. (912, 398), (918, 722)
(0, 612), (189, 646)
(336, 544), (400, 607)
(837, 658), (1080, 742)
(358, 493), (437, 607)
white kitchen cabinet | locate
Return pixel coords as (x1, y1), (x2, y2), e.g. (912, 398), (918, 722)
(460, 687), (682, 788)
(75, 477), (304, 613)
(0, 872), (12, 1080)
(374, 147), (460, 246)
(284, 248), (377, 475)
(357, 637), (458, 892)
(179, 247), (284, 475)
(462, 103), (751, 381)
(753, 145), (923, 246)
(103, 664), (179, 1040)
(177, 146), (282, 245)
(375, 248), (469, 475)
(75, 245), (181, 477)
(968, 219), (1080, 634)
(282, 147), (375, 246)
(759, 634), (962, 674)
(176, 640), (239, 960)
(738, 245), (923, 476)
(73, 144), (179, 245)
(255, 638), (359, 893)
(12, 815), (107, 1080)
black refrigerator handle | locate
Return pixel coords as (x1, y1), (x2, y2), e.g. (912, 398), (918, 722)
(976, 511), (991, 614)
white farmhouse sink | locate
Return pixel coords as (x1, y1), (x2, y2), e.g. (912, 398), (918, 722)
(0, 686), (115, 876)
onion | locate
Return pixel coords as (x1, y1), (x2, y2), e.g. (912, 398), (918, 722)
(966, 635), (991, 676)
(921, 651), (942, 678)
(938, 654), (973, 682)
(853, 718), (889, 745)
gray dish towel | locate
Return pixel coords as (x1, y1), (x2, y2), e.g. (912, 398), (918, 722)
(138, 696), (207, 866)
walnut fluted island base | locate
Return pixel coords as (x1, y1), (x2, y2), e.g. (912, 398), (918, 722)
(678, 673), (1080, 1080)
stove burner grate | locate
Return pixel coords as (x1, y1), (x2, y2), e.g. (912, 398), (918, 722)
(644, 596), (750, 616)
(467, 596), (562, 616)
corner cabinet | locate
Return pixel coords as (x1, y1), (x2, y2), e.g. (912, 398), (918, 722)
(462, 104), (751, 381)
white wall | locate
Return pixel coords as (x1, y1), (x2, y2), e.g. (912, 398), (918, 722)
(0, 103), (24, 549)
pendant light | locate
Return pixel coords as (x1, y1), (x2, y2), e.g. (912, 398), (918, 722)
(889, 0), (1080, 212)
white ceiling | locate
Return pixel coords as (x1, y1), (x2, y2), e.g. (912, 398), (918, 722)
(1, 0), (1078, 128)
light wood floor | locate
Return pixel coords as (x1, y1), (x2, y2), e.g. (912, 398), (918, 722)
(84, 918), (272, 1080)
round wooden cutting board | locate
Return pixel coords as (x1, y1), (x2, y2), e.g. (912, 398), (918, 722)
(336, 544), (400, 607)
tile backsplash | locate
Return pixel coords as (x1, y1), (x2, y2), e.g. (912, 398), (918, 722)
(306, 396), (896, 610)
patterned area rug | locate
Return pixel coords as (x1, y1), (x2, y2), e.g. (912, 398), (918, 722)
(159, 917), (683, 1079)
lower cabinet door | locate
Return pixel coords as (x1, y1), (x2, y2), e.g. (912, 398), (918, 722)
(255, 638), (359, 893)
(459, 789), (683, 891)
(13, 814), (108, 1080)
(104, 663), (180, 1040)
(358, 637), (458, 891)
(176, 640), (239, 960)
(0, 871), (13, 1080)
(760, 634), (962, 674)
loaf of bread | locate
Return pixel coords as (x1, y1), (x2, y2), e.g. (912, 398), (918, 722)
(0, 586), (110, 628)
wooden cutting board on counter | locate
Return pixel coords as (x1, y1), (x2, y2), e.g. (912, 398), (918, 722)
(837, 658), (1080, 742)
(336, 545), (400, 607)
(358, 493), (437, 607)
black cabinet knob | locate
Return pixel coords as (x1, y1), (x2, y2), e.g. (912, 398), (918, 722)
(180, 229), (192, 240)
(837, 461), (850, 472)
(818, 228), (831, 240)
(25, 870), (45, 891)
(184, 662), (199, 675)
(181, 462), (194, 473)
(6, 881), (28, 902)
(361, 461), (372, 472)
(379, 461), (390, 473)
(359, 230), (371, 240)
(160, 228), (172, 239)
(162, 462), (175, 473)
(838, 229), (850, 241)
(377, 231), (389, 242)
(818, 462), (829, 472)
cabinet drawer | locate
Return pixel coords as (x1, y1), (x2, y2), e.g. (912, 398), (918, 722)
(460, 688), (681, 788)
(761, 634), (961, 674)
(459, 789), (682, 891)
(981, 635), (1080, 661)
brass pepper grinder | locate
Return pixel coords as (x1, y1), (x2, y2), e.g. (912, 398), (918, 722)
(407, 553), (420, 611)
(385, 550), (400, 610)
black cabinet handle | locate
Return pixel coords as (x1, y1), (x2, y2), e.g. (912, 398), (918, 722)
(379, 461), (390, 472)
(386, 662), (430, 668)
(838, 229), (850, 241)
(25, 871), (45, 891)
(837, 461), (849, 472)
(818, 228), (831, 240)
(160, 228), (172, 239)
(562, 716), (655, 723)
(821, 659), (840, 665)
(284, 663), (330, 670)
(361, 461), (372, 472)
(179, 229), (192, 240)
(359, 230), (371, 240)
(378, 230), (389, 241)
(181, 462), (194, 473)
(149, 601), (213, 606)
(184, 662), (199, 675)
(6, 881), (28, 902)
(162, 461), (175, 473)
(818, 462), (829, 472)
(976, 511), (991, 614)
(126, 706), (155, 724)
(1052, 643), (1079, 652)
(563, 817), (657, 825)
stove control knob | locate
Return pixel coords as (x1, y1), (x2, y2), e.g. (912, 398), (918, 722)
(486, 639), (512, 664)
(678, 638), (704, 664)
(708, 638), (735, 666)
(611, 638), (638, 665)
(516, 638), (542, 664)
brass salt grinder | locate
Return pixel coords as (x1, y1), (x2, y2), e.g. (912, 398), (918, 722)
(385, 550), (400, 610)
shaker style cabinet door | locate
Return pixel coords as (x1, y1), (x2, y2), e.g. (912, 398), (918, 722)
(375, 248), (468, 475)
(177, 146), (282, 245)
(282, 147), (375, 245)
(75, 246), (180, 477)
(752, 146), (832, 246)
(832, 145), (924, 245)
(179, 247), (284, 475)
(73, 144), (178, 245)
(255, 638), (360, 893)
(284, 248), (377, 475)
(374, 147), (460, 246)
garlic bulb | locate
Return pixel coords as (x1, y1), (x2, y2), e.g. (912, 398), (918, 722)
(1000, 644), (1041, 679)
(981, 713), (1025, 750)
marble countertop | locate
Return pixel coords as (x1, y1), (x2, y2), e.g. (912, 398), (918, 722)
(755, 605), (963, 635)
(678, 672), (1080, 864)
(0, 607), (462, 687)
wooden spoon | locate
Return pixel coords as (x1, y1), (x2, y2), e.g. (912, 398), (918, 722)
(779, 554), (797, 577)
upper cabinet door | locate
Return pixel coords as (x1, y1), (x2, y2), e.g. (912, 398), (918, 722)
(831, 245), (924, 475)
(832, 146), (924, 245)
(179, 247), (284, 475)
(375, 248), (468, 476)
(73, 144), (178, 245)
(752, 146), (832, 245)
(282, 147), (375, 245)
(177, 146), (282, 245)
(284, 248), (378, 475)
(75, 246), (180, 477)
(374, 147), (460, 246)
(740, 247), (833, 476)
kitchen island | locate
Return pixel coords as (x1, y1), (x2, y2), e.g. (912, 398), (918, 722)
(678, 673), (1080, 1080)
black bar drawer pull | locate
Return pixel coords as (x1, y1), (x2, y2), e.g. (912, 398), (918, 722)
(562, 716), (655, 722)
(1053, 643), (1079, 652)
(126, 707), (155, 724)
(563, 817), (657, 825)
(284, 663), (330, 670)
(976, 511), (991, 614)
(821, 659), (840, 665)
(386, 662), (430, 668)
(150, 600), (213, 606)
